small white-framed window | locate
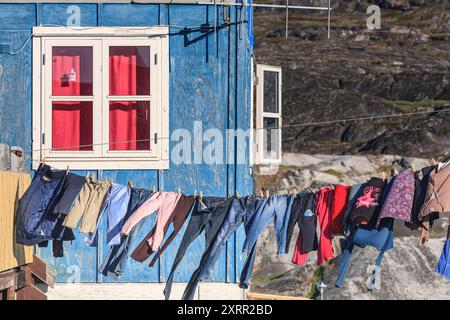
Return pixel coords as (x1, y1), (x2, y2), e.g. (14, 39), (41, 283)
(32, 27), (169, 170)
(255, 64), (282, 165)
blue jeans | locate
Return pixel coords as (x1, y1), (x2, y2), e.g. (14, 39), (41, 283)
(99, 188), (153, 279)
(198, 196), (265, 281)
(242, 195), (295, 256)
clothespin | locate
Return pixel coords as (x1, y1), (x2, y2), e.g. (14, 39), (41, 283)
(85, 173), (90, 180)
(431, 158), (437, 166)
(236, 191), (241, 199)
(228, 191), (232, 198)
(366, 174), (371, 181)
(128, 180), (133, 188)
(178, 187), (181, 195)
(425, 160), (430, 166)
(160, 185), (164, 192)
(411, 164), (416, 172)
(259, 189), (264, 198)
(381, 171), (386, 181)
(265, 190), (270, 199)
(66, 165), (69, 175)
(41, 158), (46, 166)
(200, 191), (203, 202)
(91, 174), (96, 181)
(194, 190), (198, 198)
(152, 185), (156, 193)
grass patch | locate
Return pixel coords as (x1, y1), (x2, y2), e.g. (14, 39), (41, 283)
(308, 267), (323, 299)
(391, 100), (450, 113)
(251, 272), (287, 287)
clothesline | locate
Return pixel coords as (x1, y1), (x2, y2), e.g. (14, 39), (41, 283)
(25, 106), (450, 154)
(11, 158), (450, 300)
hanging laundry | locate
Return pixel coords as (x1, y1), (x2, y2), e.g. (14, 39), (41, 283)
(197, 196), (265, 282)
(148, 195), (196, 267)
(315, 187), (334, 265)
(16, 164), (67, 246)
(405, 166), (437, 231)
(349, 177), (386, 228)
(105, 184), (131, 246)
(335, 218), (394, 290)
(342, 183), (364, 236)
(376, 171), (415, 227)
(181, 197), (235, 300)
(239, 197), (270, 290)
(131, 194), (194, 263)
(164, 197), (229, 300)
(435, 226), (450, 280)
(86, 183), (131, 247)
(291, 192), (318, 266)
(241, 195), (295, 258)
(99, 188), (154, 280)
(419, 164), (450, 219)
(63, 177), (110, 234)
(120, 192), (180, 242)
(330, 185), (351, 235)
(284, 193), (303, 254)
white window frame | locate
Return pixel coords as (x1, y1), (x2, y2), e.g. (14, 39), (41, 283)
(32, 27), (169, 170)
(255, 64), (282, 165)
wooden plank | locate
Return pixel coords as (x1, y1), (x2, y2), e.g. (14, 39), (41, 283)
(15, 267), (32, 290)
(247, 292), (311, 300)
(0, 269), (16, 291)
(15, 283), (47, 300)
(29, 254), (49, 284)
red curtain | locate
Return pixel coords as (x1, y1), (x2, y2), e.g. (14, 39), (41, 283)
(109, 47), (150, 150)
(52, 47), (92, 96)
(109, 46), (150, 96)
(109, 101), (150, 150)
(52, 102), (93, 151)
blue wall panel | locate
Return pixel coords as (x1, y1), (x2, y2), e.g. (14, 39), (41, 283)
(40, 4), (98, 27)
(0, 3), (253, 285)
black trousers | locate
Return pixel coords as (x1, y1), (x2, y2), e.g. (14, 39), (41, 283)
(164, 197), (230, 300)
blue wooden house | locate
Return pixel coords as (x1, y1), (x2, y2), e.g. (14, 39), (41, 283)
(0, 0), (283, 284)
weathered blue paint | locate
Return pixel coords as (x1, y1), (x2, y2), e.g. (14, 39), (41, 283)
(0, 3), (253, 284)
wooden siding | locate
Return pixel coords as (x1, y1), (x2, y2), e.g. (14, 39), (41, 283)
(0, 172), (33, 273)
(0, 3), (253, 283)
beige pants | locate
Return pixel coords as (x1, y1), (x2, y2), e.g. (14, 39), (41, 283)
(63, 179), (110, 234)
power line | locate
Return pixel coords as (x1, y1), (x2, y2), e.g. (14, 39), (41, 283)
(25, 106), (450, 154)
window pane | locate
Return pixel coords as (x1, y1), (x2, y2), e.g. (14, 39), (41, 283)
(109, 101), (150, 151)
(109, 46), (150, 96)
(52, 47), (93, 96)
(263, 70), (279, 113)
(52, 101), (93, 151)
(263, 117), (280, 160)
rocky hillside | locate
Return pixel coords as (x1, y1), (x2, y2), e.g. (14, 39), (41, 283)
(250, 153), (449, 299)
(253, 0), (450, 158)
